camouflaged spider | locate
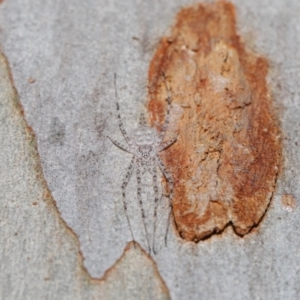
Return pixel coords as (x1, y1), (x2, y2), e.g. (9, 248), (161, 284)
(107, 73), (176, 254)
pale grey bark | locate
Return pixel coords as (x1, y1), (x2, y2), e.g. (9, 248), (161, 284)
(0, 0), (300, 299)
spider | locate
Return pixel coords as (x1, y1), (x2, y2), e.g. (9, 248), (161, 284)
(107, 73), (177, 254)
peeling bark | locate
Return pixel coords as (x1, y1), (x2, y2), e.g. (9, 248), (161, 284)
(148, 1), (281, 242)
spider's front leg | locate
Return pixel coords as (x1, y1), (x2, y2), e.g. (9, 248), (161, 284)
(114, 73), (132, 146)
(152, 73), (173, 151)
(156, 155), (174, 246)
(107, 136), (132, 153)
(121, 156), (136, 244)
(159, 136), (177, 152)
(157, 72), (172, 144)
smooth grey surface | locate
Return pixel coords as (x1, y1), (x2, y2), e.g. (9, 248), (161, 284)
(1, 0), (300, 299)
(0, 53), (170, 300)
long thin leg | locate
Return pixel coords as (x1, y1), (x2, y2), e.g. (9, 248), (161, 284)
(156, 155), (174, 246)
(114, 74), (131, 145)
(107, 136), (132, 153)
(121, 157), (136, 243)
(159, 136), (177, 152)
(151, 158), (160, 254)
(136, 160), (151, 253)
(157, 72), (172, 144)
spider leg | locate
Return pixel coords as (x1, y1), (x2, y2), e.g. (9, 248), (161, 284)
(159, 136), (177, 152)
(157, 72), (172, 145)
(150, 158), (160, 254)
(156, 155), (174, 247)
(121, 156), (136, 244)
(136, 159), (151, 253)
(107, 136), (132, 153)
(142, 165), (147, 175)
(114, 74), (132, 146)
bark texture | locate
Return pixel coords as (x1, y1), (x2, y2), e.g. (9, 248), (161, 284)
(0, 0), (300, 299)
(148, 2), (281, 242)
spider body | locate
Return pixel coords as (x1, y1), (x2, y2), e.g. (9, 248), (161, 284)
(133, 125), (157, 160)
(108, 74), (176, 254)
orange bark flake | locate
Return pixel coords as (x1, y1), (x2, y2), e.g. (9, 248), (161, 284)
(148, 1), (281, 242)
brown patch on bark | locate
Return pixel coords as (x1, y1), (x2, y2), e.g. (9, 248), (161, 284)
(148, 1), (281, 241)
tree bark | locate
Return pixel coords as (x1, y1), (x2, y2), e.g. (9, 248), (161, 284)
(0, 0), (300, 299)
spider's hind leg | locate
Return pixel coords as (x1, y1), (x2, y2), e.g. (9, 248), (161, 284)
(121, 156), (136, 245)
(156, 155), (174, 247)
(150, 158), (160, 254)
(136, 160), (151, 253)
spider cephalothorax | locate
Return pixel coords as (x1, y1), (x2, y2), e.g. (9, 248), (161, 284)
(133, 124), (158, 160)
(108, 73), (176, 254)
(134, 126), (156, 146)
